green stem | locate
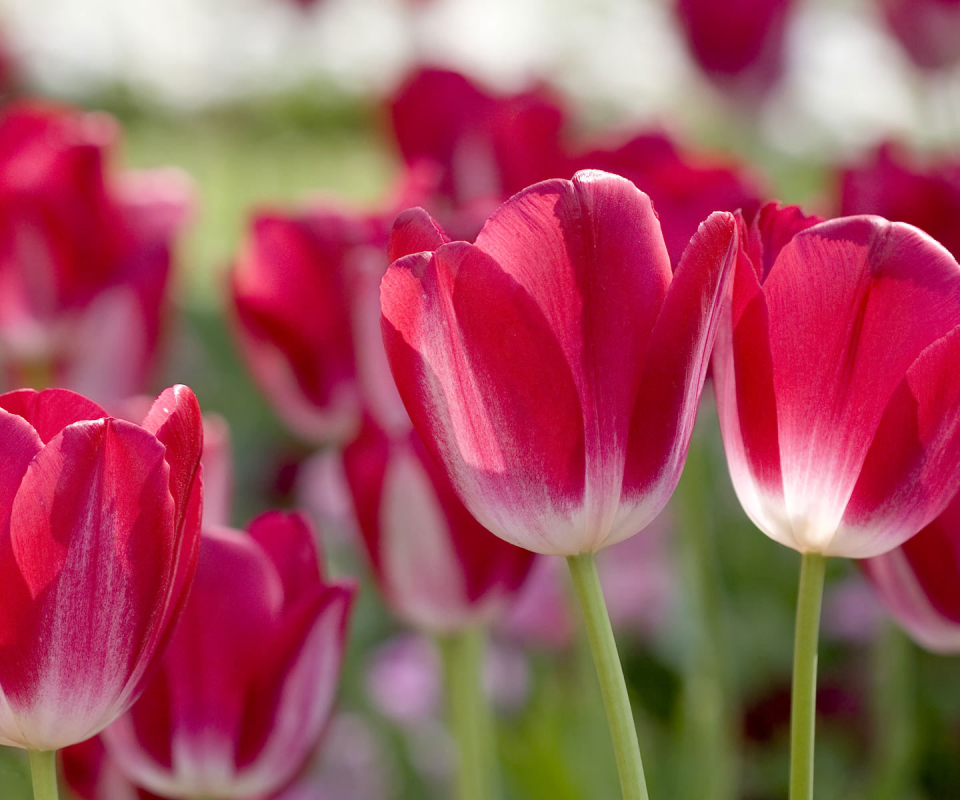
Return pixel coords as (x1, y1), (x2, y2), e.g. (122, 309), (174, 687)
(28, 750), (58, 800)
(438, 627), (499, 800)
(789, 552), (827, 800)
(567, 552), (649, 800)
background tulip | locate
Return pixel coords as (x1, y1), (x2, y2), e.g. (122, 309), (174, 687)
(0, 385), (203, 753)
(0, 103), (193, 405)
(101, 512), (355, 800)
(879, 0), (960, 71)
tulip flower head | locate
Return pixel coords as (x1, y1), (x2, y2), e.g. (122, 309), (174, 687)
(864, 490), (960, 652)
(0, 385), (203, 751)
(102, 512), (355, 799)
(380, 170), (738, 556)
(709, 204), (960, 557)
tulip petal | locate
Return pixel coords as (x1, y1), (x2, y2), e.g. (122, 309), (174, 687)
(0, 388), (107, 444)
(248, 511), (323, 603)
(388, 207), (449, 263)
(617, 211), (737, 545)
(838, 325), (960, 556)
(0, 419), (176, 750)
(764, 217), (960, 551)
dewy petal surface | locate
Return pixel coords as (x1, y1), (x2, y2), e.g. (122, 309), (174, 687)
(0, 419), (176, 750)
(762, 217), (960, 552)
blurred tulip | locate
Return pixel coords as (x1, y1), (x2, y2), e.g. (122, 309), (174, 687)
(102, 512), (355, 799)
(0, 385), (203, 751)
(864, 491), (960, 652)
(710, 203), (960, 557)
(343, 416), (534, 631)
(839, 143), (960, 264)
(388, 68), (569, 214)
(0, 103), (193, 404)
(880, 0), (960, 71)
(380, 170), (737, 556)
(573, 132), (763, 266)
(231, 202), (408, 443)
(62, 737), (162, 800)
(674, 0), (795, 97)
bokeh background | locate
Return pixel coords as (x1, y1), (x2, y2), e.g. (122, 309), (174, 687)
(1, 0), (960, 798)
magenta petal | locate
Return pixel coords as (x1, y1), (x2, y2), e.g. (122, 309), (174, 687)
(248, 511), (323, 602)
(1, 419), (176, 750)
(619, 211), (737, 543)
(0, 388), (107, 444)
(388, 207), (449, 263)
(764, 217), (960, 551)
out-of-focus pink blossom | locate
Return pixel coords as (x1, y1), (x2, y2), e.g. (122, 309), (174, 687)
(880, 0), (960, 71)
(0, 102), (193, 405)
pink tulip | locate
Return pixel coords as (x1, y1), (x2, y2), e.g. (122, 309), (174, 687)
(674, 0), (795, 96)
(343, 416), (534, 630)
(864, 491), (960, 651)
(880, 0), (960, 71)
(572, 132), (763, 267)
(380, 170), (737, 555)
(102, 512), (355, 799)
(0, 102), (193, 404)
(0, 385), (203, 751)
(839, 143), (960, 264)
(709, 203), (960, 557)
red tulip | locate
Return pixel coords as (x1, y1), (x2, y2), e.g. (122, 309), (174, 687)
(573, 132), (763, 266)
(673, 0), (795, 95)
(839, 143), (960, 264)
(380, 170), (737, 555)
(709, 203), (960, 557)
(880, 0), (960, 71)
(0, 385), (203, 751)
(0, 102), (193, 404)
(231, 205), (409, 443)
(102, 512), (355, 799)
(343, 416), (534, 631)
(864, 491), (960, 652)
(62, 737), (163, 800)
(388, 68), (569, 212)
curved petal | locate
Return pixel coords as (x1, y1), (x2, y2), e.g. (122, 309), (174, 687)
(0, 388), (107, 443)
(388, 207), (449, 263)
(0, 419), (176, 750)
(248, 511), (323, 604)
(764, 217), (960, 552)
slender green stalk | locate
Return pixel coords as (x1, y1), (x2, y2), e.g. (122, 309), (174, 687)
(675, 438), (737, 800)
(28, 750), (58, 800)
(567, 552), (648, 800)
(438, 627), (499, 800)
(790, 552), (827, 800)
(868, 621), (917, 800)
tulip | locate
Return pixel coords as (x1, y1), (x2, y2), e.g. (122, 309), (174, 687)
(880, 0), (960, 71)
(673, 0), (795, 97)
(381, 170), (738, 800)
(101, 512), (355, 800)
(573, 132), (762, 267)
(864, 491), (960, 652)
(705, 203), (960, 799)
(839, 143), (960, 264)
(0, 103), (193, 405)
(0, 385), (202, 799)
(342, 416), (534, 632)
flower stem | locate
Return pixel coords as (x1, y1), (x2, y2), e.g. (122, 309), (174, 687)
(567, 552), (649, 800)
(438, 627), (499, 800)
(28, 750), (59, 800)
(790, 552), (827, 800)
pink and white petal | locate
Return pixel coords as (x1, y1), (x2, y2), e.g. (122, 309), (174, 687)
(837, 325), (960, 557)
(382, 245), (585, 554)
(864, 548), (960, 653)
(613, 212), (737, 548)
(233, 584), (354, 797)
(116, 168), (195, 244)
(388, 207), (449, 263)
(248, 511), (323, 604)
(0, 388), (107, 443)
(475, 171), (673, 543)
(2, 419), (176, 750)
(200, 414), (233, 528)
(765, 217), (960, 552)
